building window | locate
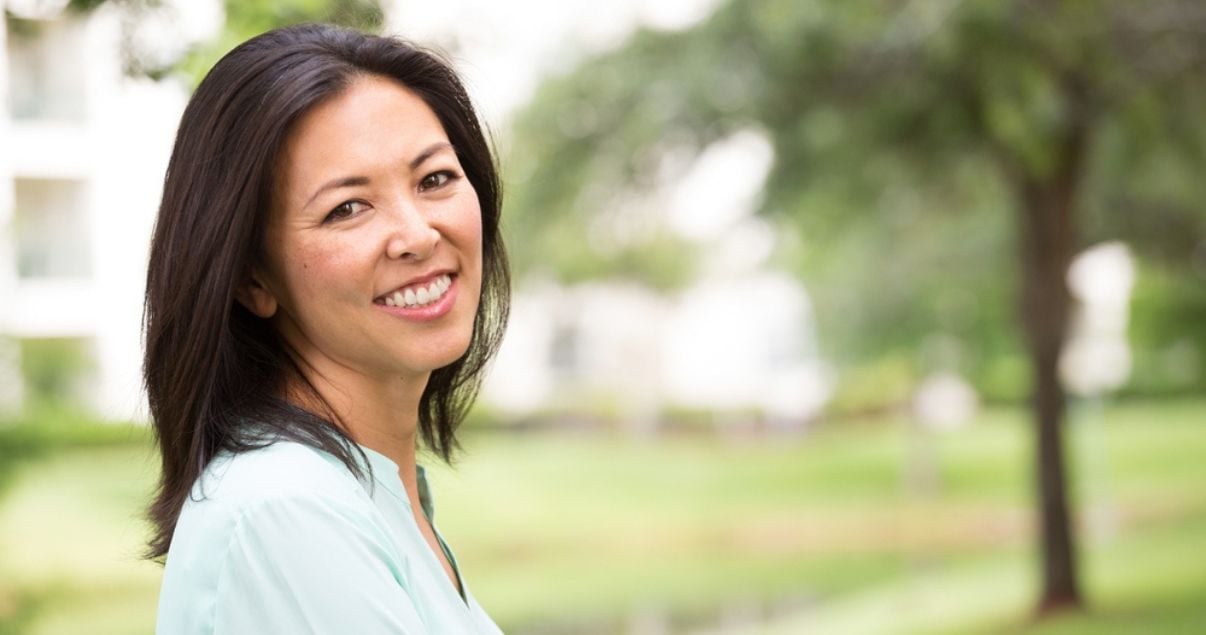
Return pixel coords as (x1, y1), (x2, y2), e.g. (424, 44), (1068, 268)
(5, 15), (88, 121)
(14, 178), (92, 279)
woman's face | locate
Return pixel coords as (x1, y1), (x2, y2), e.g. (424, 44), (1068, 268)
(242, 74), (483, 383)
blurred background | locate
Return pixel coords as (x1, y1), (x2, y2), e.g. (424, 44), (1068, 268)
(1, 0), (1204, 633)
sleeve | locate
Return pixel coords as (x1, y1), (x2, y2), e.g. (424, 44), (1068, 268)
(211, 492), (429, 634)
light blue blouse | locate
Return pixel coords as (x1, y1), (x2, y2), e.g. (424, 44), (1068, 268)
(156, 439), (503, 634)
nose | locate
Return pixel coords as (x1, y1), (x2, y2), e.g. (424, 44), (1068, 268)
(384, 201), (440, 261)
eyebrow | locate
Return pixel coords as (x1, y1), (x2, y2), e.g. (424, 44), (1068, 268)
(302, 141), (456, 210)
(410, 141), (454, 171)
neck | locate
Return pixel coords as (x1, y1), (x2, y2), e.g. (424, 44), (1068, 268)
(287, 356), (429, 487)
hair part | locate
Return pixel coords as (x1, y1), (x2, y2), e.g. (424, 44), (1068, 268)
(143, 23), (509, 561)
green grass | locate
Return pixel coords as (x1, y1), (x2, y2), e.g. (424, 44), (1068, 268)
(0, 398), (1203, 634)
(0, 443), (162, 635)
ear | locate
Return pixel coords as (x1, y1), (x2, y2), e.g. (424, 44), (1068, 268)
(235, 270), (279, 318)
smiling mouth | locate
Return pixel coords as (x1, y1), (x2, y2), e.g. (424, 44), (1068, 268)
(375, 274), (454, 308)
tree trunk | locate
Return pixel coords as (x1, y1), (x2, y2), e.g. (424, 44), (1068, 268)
(1013, 115), (1089, 614)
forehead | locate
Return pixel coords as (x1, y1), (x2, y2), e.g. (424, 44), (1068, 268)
(274, 74), (450, 194)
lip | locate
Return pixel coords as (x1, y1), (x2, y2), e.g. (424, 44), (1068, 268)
(374, 273), (458, 322)
(375, 269), (456, 301)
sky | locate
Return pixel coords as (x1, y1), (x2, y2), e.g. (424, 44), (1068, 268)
(105, 0), (730, 128)
(386, 0), (779, 265)
(387, 0), (724, 125)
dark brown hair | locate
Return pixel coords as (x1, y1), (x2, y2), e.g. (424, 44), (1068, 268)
(143, 23), (509, 560)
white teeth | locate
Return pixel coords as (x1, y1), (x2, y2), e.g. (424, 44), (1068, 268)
(381, 274), (452, 309)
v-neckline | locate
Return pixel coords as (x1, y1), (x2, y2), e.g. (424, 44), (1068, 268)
(356, 444), (468, 604)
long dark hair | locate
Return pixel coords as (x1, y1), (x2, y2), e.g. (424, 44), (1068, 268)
(143, 23), (509, 560)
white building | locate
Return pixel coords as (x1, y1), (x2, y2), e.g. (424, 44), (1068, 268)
(483, 273), (832, 430)
(0, 3), (186, 418)
(1, 1), (832, 427)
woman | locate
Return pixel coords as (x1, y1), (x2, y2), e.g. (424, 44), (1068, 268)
(145, 23), (509, 633)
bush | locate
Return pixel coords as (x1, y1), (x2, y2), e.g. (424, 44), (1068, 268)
(0, 406), (150, 497)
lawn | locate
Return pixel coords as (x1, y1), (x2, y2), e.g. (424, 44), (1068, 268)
(0, 398), (1203, 634)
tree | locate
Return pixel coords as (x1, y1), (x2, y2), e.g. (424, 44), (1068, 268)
(503, 0), (1206, 614)
(6, 0), (385, 81)
(173, 0), (384, 83)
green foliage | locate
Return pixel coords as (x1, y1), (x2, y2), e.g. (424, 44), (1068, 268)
(825, 352), (916, 416)
(501, 21), (747, 288)
(973, 352), (1031, 404)
(175, 0), (384, 86)
(65, 0), (115, 13)
(505, 0), (1206, 400)
(1081, 97), (1206, 269)
(17, 338), (94, 407)
(0, 424), (46, 500)
(0, 407), (145, 507)
(1123, 263), (1206, 397)
(8, 0), (386, 83)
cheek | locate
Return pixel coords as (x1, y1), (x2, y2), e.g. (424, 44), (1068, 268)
(278, 240), (365, 308)
(461, 197), (485, 262)
(469, 216), (483, 258)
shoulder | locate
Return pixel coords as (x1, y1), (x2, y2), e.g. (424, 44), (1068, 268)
(157, 449), (428, 633)
(191, 439), (368, 506)
(168, 440), (384, 563)
(164, 440), (386, 587)
(158, 441), (403, 633)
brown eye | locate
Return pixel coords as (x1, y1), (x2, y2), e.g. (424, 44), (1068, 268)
(419, 170), (456, 191)
(324, 200), (367, 223)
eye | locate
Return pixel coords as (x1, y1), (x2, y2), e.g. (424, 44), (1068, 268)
(324, 200), (368, 223)
(419, 170), (458, 192)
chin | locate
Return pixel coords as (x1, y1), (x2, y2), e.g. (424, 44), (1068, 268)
(418, 339), (474, 374)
